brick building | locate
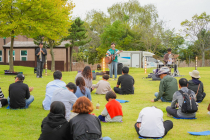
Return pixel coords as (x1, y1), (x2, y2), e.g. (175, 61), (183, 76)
(0, 36), (76, 71)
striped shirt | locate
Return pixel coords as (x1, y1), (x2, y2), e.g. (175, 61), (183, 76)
(0, 88), (4, 98)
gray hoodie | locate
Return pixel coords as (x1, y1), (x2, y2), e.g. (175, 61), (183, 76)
(171, 87), (196, 118)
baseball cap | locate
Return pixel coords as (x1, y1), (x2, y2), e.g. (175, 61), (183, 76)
(15, 73), (25, 80)
(156, 66), (170, 76)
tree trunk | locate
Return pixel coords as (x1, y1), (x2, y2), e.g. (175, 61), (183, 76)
(69, 47), (73, 71)
(9, 32), (14, 72)
(49, 39), (55, 72)
(202, 43), (205, 67)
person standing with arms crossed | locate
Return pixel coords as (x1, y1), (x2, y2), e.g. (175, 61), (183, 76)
(35, 42), (47, 78)
(106, 43), (122, 80)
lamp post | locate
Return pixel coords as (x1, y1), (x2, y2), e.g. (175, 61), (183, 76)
(45, 59), (47, 76)
(195, 56), (197, 70)
(144, 57), (147, 74)
(102, 58), (105, 72)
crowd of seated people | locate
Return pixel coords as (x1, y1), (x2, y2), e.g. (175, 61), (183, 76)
(1, 63), (209, 139)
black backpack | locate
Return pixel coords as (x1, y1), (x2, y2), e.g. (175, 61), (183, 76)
(179, 90), (198, 113)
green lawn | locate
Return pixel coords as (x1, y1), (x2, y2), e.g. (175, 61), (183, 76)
(0, 65), (210, 140)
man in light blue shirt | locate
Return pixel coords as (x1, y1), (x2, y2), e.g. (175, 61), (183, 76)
(42, 71), (66, 110)
(51, 82), (78, 121)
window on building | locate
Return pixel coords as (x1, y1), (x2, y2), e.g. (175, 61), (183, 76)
(0, 50), (2, 62)
(20, 50), (27, 61)
(8, 50), (15, 62)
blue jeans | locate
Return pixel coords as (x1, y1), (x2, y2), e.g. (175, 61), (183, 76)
(98, 115), (106, 121)
(154, 92), (171, 102)
(8, 95), (34, 108)
(109, 61), (118, 78)
(103, 137), (112, 140)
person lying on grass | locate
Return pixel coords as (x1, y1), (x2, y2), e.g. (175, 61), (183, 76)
(92, 74), (112, 95)
(135, 106), (173, 138)
(98, 91), (123, 122)
(39, 101), (70, 140)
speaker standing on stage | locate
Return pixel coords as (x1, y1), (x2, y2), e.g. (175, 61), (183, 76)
(106, 43), (121, 80)
(35, 42), (47, 78)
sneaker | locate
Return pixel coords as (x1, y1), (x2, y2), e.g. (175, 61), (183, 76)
(37, 76), (39, 78)
(208, 111), (210, 115)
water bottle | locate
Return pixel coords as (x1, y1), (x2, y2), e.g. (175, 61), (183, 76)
(0, 102), (2, 108)
(96, 102), (100, 110)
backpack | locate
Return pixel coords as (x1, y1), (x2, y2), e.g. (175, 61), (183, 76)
(179, 90), (198, 113)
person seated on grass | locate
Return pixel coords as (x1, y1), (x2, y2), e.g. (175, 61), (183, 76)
(8, 74), (34, 109)
(135, 106), (173, 138)
(92, 74), (112, 95)
(151, 67), (178, 102)
(43, 70), (66, 110)
(188, 70), (206, 102)
(51, 82), (77, 121)
(0, 87), (8, 107)
(75, 66), (93, 92)
(114, 67), (134, 95)
(38, 101), (70, 140)
(69, 97), (102, 139)
(75, 77), (91, 101)
(166, 78), (196, 118)
(98, 91), (123, 122)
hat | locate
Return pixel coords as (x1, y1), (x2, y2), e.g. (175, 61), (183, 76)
(156, 66), (170, 76)
(15, 74), (25, 80)
(189, 70), (200, 78)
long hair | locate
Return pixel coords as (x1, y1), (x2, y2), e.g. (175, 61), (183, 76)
(50, 101), (66, 117)
(76, 77), (86, 95)
(82, 66), (92, 80)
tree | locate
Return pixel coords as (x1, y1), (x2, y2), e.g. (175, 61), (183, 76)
(181, 12), (210, 66)
(84, 10), (110, 64)
(107, 0), (158, 27)
(0, 0), (74, 72)
(64, 17), (91, 71)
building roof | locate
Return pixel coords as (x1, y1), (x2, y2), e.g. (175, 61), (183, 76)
(3, 41), (70, 48)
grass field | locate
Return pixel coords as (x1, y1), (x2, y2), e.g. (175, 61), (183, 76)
(0, 65), (210, 140)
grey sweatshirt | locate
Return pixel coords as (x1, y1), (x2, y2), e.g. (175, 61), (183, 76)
(171, 87), (196, 118)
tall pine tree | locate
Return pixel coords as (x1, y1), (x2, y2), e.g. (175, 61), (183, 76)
(64, 17), (91, 71)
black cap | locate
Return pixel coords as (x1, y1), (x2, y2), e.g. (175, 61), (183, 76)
(15, 74), (25, 81)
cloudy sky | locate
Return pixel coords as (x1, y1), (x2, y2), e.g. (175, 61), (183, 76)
(71, 0), (210, 33)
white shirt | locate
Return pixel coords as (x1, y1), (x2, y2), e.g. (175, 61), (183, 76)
(167, 54), (172, 65)
(137, 107), (165, 137)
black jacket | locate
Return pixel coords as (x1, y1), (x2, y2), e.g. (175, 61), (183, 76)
(35, 48), (47, 62)
(188, 80), (204, 101)
(69, 114), (102, 140)
(9, 81), (30, 109)
(39, 113), (70, 140)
